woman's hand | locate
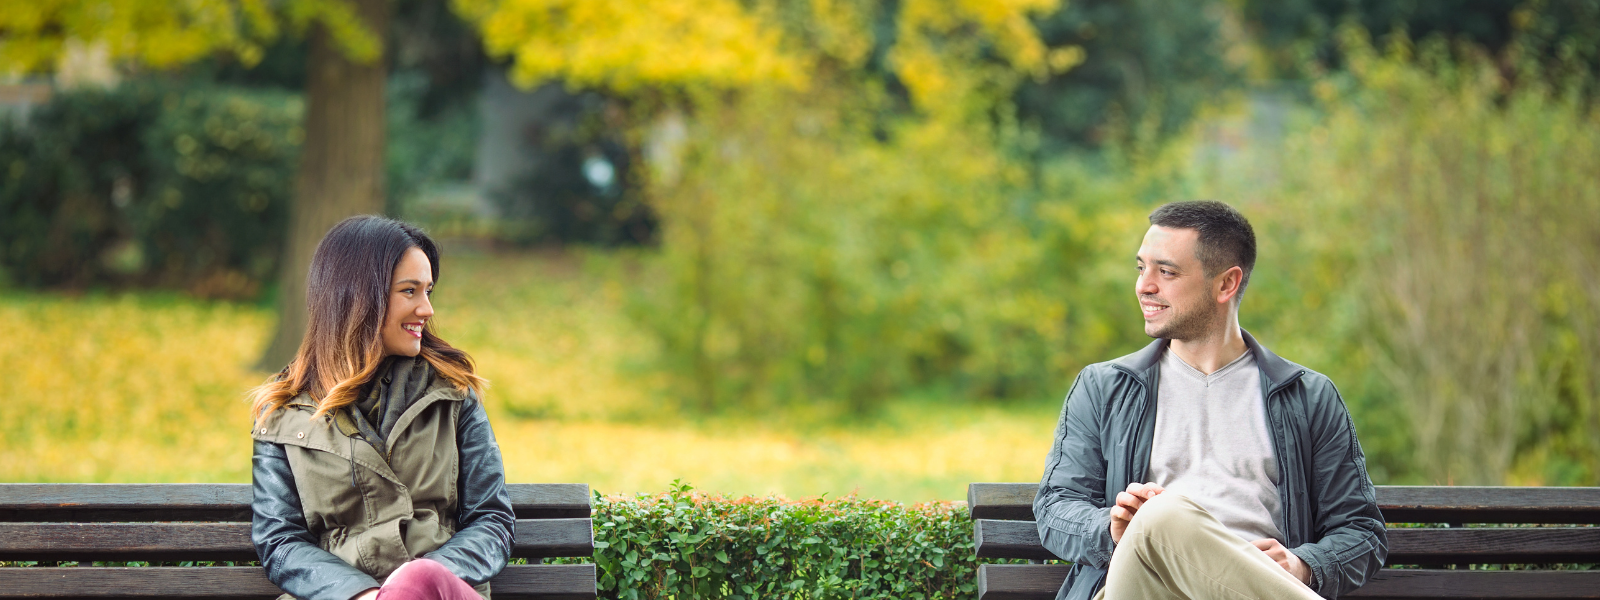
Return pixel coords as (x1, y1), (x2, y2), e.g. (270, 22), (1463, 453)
(351, 588), (379, 600)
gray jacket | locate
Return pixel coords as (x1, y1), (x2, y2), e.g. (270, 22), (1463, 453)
(1034, 331), (1386, 600)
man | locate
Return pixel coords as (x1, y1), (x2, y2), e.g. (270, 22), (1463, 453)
(1034, 201), (1386, 600)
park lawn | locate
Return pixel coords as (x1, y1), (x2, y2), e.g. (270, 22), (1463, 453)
(1, 249), (1059, 502)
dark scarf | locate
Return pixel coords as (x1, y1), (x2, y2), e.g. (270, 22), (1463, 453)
(336, 356), (435, 461)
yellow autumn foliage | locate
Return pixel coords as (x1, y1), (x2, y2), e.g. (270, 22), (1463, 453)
(0, 0), (380, 74)
(7, 0), (1069, 120)
(453, 0), (805, 92)
(457, 0), (1065, 107)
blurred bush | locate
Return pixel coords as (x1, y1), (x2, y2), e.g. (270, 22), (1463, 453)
(632, 87), (1076, 413)
(0, 82), (300, 298)
(1261, 28), (1600, 485)
(0, 85), (158, 288)
(552, 481), (1010, 599)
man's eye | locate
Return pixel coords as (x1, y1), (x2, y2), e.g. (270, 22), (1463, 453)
(1161, 269), (1174, 276)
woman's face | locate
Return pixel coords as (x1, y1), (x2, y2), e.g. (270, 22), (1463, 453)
(382, 247), (434, 357)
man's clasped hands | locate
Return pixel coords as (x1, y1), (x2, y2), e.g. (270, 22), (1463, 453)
(1110, 482), (1313, 585)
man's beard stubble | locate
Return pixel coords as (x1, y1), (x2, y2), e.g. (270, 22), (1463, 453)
(1142, 295), (1222, 342)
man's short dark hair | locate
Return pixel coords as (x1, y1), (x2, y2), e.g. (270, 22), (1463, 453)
(1148, 200), (1256, 297)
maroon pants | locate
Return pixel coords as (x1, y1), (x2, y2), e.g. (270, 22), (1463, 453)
(375, 558), (480, 600)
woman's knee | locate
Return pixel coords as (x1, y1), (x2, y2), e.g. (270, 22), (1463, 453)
(385, 558), (454, 588)
(394, 558), (448, 577)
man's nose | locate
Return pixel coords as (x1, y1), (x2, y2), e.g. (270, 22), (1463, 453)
(1136, 271), (1157, 295)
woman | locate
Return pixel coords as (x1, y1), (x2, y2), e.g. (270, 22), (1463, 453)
(250, 216), (515, 600)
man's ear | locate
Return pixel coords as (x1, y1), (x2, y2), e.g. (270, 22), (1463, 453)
(1216, 266), (1244, 305)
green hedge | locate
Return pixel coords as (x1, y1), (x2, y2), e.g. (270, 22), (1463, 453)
(550, 481), (1022, 600)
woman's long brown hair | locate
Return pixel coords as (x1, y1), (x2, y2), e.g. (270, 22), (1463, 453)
(250, 216), (486, 422)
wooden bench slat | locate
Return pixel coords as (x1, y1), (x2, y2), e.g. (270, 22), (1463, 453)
(0, 484), (592, 522)
(0, 523), (257, 563)
(1378, 487), (1600, 525)
(969, 483), (1037, 522)
(977, 564), (1600, 600)
(0, 564), (597, 599)
(971, 483), (1600, 524)
(974, 519), (1600, 564)
(513, 518), (595, 560)
(489, 563), (599, 600)
(1350, 569), (1600, 599)
(0, 519), (594, 562)
(977, 564), (1074, 600)
(973, 519), (1055, 561)
(1386, 527), (1600, 565)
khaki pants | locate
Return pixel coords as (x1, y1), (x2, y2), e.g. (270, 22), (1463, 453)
(1094, 493), (1321, 600)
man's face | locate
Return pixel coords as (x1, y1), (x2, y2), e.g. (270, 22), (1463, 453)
(1135, 225), (1221, 341)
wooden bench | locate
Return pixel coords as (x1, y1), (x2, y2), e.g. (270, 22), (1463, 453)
(0, 483), (597, 599)
(969, 483), (1600, 600)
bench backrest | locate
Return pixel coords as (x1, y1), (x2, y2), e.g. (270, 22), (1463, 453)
(969, 483), (1600, 600)
(0, 483), (597, 600)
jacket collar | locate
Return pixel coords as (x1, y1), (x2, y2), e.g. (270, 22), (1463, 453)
(1110, 328), (1305, 392)
(1240, 329), (1306, 393)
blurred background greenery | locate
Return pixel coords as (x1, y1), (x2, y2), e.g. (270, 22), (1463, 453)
(1, 0), (1597, 499)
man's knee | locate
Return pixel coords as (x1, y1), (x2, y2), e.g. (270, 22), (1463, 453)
(1127, 492), (1201, 539)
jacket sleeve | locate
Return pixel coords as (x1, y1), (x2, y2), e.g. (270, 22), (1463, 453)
(423, 392), (516, 585)
(1287, 376), (1389, 599)
(1033, 368), (1117, 568)
(252, 439), (380, 600)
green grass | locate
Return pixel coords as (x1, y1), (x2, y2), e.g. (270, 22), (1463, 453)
(0, 249), (1061, 502)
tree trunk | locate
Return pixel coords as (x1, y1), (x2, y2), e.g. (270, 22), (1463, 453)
(256, 0), (391, 372)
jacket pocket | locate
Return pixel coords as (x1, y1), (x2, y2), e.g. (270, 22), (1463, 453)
(319, 527), (364, 572)
(361, 518), (413, 579)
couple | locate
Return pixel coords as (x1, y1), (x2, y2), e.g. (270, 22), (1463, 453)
(251, 202), (1387, 600)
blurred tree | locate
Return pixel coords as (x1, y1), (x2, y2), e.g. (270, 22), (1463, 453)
(1237, 0), (1600, 81)
(1016, 0), (1242, 152)
(10, 0), (1042, 370)
(489, 0), (1070, 412)
(1, 0), (390, 371)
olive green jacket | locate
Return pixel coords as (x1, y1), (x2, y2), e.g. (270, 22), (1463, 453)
(251, 362), (514, 600)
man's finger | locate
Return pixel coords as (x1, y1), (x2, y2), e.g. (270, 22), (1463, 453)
(1110, 506), (1131, 522)
(1116, 491), (1146, 511)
